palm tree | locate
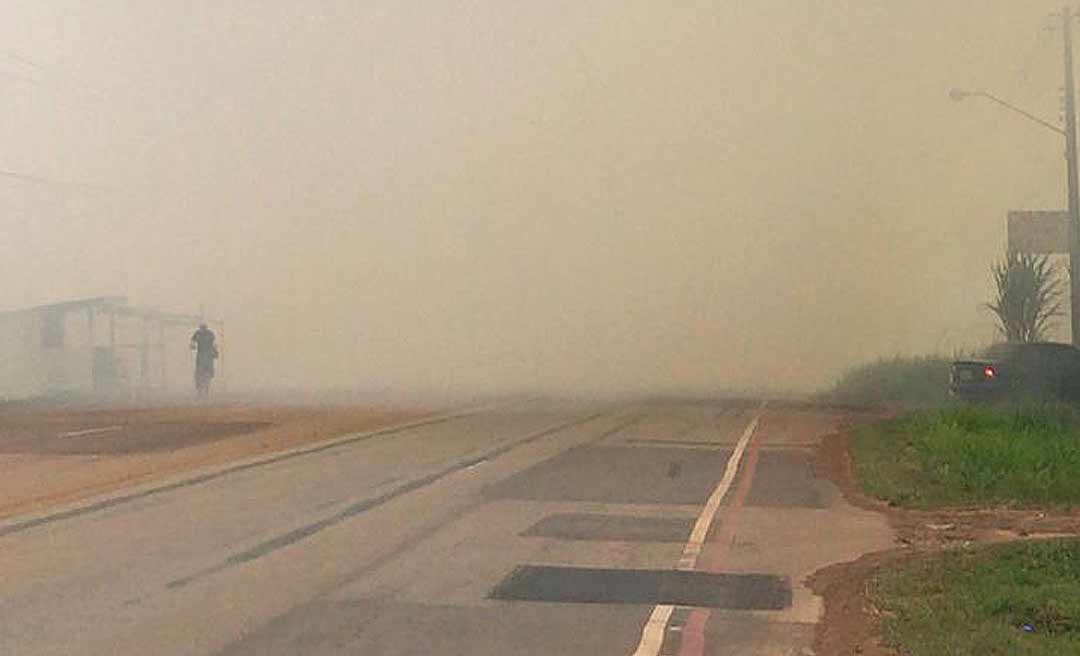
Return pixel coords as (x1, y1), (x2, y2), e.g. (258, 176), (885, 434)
(986, 251), (1064, 343)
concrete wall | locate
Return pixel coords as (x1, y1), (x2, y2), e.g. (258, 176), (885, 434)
(0, 309), (96, 400)
(0, 312), (47, 400)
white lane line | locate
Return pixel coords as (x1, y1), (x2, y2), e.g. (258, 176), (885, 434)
(59, 426), (122, 438)
(677, 408), (763, 570)
(628, 402), (766, 656)
(631, 605), (675, 656)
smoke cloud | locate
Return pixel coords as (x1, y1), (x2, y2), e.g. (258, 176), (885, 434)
(0, 1), (1071, 395)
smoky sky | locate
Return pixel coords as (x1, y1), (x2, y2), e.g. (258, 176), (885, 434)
(0, 1), (1074, 394)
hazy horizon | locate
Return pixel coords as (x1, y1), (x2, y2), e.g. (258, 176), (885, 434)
(1, 1), (1074, 395)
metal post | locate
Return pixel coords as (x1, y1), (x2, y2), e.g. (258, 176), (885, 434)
(1063, 6), (1080, 345)
(140, 318), (149, 395)
(108, 310), (115, 350)
(86, 308), (95, 394)
(159, 321), (167, 390)
(217, 322), (226, 393)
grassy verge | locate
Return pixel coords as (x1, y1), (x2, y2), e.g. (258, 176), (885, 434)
(852, 404), (1080, 509)
(872, 539), (1080, 655)
(828, 356), (951, 406)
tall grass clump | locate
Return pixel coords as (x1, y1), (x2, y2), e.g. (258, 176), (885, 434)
(853, 404), (1080, 508)
(828, 356), (952, 406)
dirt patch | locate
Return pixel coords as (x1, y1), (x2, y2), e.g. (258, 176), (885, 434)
(808, 421), (1080, 655)
(806, 550), (904, 656)
(0, 403), (424, 519)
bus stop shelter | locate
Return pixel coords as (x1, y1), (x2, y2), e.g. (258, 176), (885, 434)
(0, 296), (224, 400)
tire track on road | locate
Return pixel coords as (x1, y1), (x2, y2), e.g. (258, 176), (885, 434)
(166, 411), (625, 590)
(0, 409), (486, 540)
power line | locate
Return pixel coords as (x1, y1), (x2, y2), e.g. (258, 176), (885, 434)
(0, 68), (42, 86)
(0, 49), (47, 72)
(0, 49), (104, 98)
(0, 169), (55, 185)
(0, 168), (111, 192)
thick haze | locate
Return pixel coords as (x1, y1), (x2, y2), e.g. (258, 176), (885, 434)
(0, 2), (1073, 395)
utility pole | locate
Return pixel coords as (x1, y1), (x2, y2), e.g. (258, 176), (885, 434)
(952, 9), (1080, 343)
(1063, 6), (1080, 345)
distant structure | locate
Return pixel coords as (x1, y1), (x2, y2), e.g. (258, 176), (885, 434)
(0, 296), (225, 401)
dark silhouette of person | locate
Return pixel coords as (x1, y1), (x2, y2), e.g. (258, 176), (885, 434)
(190, 323), (219, 396)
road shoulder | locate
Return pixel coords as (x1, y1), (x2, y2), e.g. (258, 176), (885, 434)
(809, 421), (1080, 655)
(0, 403), (431, 520)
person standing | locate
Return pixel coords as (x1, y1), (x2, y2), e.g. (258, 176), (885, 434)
(190, 323), (219, 398)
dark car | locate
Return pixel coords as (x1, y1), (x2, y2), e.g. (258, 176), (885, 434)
(950, 342), (1080, 402)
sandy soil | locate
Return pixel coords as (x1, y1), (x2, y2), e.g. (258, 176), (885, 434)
(808, 418), (1080, 655)
(0, 401), (420, 520)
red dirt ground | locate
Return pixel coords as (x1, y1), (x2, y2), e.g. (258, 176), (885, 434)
(808, 416), (1080, 655)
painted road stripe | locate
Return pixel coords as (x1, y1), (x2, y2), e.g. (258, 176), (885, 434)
(629, 604), (675, 656)
(59, 426), (122, 438)
(678, 411), (767, 656)
(628, 402), (765, 656)
(678, 405), (763, 570)
(0, 404), (500, 538)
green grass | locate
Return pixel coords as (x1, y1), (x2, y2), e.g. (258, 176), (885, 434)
(828, 356), (952, 406)
(872, 539), (1080, 655)
(852, 404), (1080, 509)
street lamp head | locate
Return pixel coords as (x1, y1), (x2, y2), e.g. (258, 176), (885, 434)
(949, 88), (972, 102)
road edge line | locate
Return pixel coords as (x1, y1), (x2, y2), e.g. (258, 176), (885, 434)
(0, 401), (515, 537)
(629, 401), (766, 656)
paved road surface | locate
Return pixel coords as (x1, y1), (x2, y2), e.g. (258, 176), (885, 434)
(0, 399), (893, 655)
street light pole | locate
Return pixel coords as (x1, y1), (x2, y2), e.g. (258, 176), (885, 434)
(951, 7), (1080, 345)
(1062, 6), (1080, 346)
(949, 89), (1066, 136)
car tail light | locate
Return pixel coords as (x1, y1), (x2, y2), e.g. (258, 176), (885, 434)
(984, 365), (997, 380)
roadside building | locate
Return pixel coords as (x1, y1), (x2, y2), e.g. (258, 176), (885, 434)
(0, 296), (225, 401)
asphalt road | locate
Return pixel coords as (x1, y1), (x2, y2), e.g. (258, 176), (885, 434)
(0, 399), (893, 655)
